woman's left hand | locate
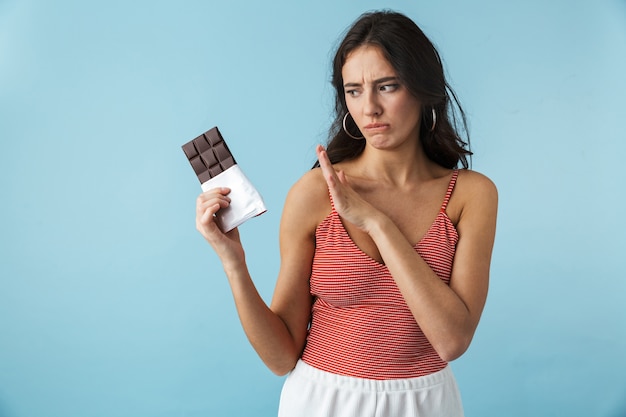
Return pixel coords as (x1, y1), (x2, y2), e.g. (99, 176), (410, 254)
(316, 145), (380, 233)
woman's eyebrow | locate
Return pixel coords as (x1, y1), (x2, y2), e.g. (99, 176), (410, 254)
(343, 76), (399, 88)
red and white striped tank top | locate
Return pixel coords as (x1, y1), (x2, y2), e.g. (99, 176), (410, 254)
(301, 170), (459, 380)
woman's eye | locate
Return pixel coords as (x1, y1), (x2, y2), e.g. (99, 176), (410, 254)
(346, 89), (360, 97)
(380, 84), (399, 92)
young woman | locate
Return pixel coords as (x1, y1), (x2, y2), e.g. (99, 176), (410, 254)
(195, 10), (498, 417)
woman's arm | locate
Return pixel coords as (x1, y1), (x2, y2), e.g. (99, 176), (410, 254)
(367, 172), (497, 361)
(195, 173), (323, 375)
(316, 145), (498, 362)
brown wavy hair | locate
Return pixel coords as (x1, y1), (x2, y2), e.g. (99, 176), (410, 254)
(314, 10), (472, 169)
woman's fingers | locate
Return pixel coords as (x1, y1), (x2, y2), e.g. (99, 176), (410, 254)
(194, 187), (245, 266)
(317, 144), (353, 206)
(316, 144), (379, 233)
(197, 188), (230, 213)
(199, 203), (219, 224)
(196, 187), (232, 233)
(336, 169), (348, 186)
(316, 145), (339, 187)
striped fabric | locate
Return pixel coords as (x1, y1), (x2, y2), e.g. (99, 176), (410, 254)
(301, 170), (459, 380)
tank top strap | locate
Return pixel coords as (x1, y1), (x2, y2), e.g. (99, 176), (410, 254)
(440, 169), (459, 212)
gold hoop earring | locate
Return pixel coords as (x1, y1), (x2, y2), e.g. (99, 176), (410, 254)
(342, 112), (364, 140)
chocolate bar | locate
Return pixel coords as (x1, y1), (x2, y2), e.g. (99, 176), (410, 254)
(181, 127), (237, 184)
(182, 127), (267, 232)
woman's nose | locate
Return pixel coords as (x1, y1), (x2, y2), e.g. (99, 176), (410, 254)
(363, 91), (382, 116)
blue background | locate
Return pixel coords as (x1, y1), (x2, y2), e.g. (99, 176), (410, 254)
(1, 0), (625, 416)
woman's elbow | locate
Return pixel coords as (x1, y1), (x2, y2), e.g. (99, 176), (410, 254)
(270, 365), (293, 377)
(267, 356), (299, 376)
(435, 335), (473, 362)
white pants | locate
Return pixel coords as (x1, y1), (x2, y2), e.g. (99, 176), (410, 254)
(278, 360), (464, 417)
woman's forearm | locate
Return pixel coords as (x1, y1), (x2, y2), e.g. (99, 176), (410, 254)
(367, 215), (479, 361)
(223, 263), (302, 375)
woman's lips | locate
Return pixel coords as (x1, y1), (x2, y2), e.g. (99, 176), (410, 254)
(364, 123), (389, 132)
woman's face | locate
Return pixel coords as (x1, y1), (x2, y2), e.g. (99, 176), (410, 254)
(342, 45), (423, 151)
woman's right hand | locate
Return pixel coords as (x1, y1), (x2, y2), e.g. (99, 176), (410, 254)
(195, 187), (245, 268)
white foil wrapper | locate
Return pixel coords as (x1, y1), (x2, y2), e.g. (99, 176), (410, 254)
(200, 165), (267, 232)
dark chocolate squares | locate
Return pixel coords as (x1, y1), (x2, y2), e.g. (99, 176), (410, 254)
(181, 127), (236, 184)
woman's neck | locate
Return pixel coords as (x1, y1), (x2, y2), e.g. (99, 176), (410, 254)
(346, 142), (447, 187)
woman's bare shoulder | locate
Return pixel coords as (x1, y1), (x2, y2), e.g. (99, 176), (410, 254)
(444, 169), (496, 221)
(288, 168), (329, 202)
(281, 168), (331, 234)
(453, 169), (498, 222)
(457, 169), (497, 195)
